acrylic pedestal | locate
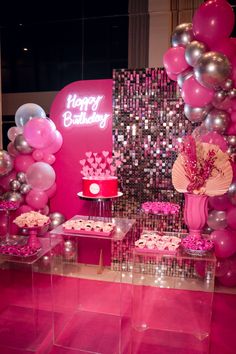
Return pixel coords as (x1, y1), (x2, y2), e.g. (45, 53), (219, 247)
(130, 247), (216, 354)
(0, 237), (60, 353)
(50, 216), (136, 354)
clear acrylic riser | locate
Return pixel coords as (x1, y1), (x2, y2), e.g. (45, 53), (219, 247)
(0, 237), (60, 353)
(50, 216), (136, 354)
(130, 247), (216, 354)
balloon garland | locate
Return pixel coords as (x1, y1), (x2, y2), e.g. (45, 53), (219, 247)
(0, 103), (66, 232)
(163, 0), (236, 287)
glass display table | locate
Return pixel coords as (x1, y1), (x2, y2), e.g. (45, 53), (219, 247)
(50, 215), (136, 354)
(50, 214), (136, 267)
(130, 246), (216, 354)
(0, 236), (60, 353)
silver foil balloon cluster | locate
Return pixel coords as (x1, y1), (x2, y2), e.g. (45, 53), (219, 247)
(2, 171), (31, 204)
(164, 2), (236, 157)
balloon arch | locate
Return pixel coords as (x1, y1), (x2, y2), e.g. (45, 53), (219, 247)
(163, 0), (236, 287)
(0, 103), (65, 231)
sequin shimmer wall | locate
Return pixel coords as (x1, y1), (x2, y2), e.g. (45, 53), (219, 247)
(112, 68), (193, 232)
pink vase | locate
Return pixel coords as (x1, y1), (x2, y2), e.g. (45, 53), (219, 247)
(184, 193), (209, 239)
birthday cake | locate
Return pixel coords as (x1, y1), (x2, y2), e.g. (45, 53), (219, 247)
(80, 151), (121, 198)
(82, 176), (118, 198)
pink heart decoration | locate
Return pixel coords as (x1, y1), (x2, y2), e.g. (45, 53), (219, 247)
(93, 153), (98, 156)
(107, 158), (113, 165)
(87, 158), (94, 164)
(86, 152), (92, 158)
(92, 163), (98, 169)
(100, 163), (106, 170)
(110, 166), (116, 173)
(97, 168), (102, 175)
(95, 157), (102, 164)
(83, 165), (89, 171)
(102, 151), (109, 157)
(80, 159), (86, 166)
(81, 171), (86, 176)
(115, 160), (121, 167)
(105, 170), (111, 176)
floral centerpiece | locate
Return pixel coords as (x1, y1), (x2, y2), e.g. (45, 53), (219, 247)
(172, 135), (233, 255)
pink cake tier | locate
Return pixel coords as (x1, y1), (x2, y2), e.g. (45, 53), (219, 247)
(82, 176), (118, 198)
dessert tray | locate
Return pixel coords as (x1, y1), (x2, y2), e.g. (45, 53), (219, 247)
(62, 219), (115, 237)
(135, 231), (181, 255)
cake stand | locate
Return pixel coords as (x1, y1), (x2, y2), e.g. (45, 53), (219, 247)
(19, 222), (50, 250)
(77, 192), (123, 219)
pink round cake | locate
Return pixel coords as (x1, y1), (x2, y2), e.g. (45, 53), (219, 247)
(82, 176), (118, 198)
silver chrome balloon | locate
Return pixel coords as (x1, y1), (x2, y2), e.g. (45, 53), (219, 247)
(177, 68), (193, 88)
(171, 23), (194, 47)
(16, 171), (26, 184)
(49, 212), (66, 230)
(221, 78), (233, 91)
(14, 134), (33, 154)
(204, 109), (230, 134)
(184, 103), (212, 123)
(185, 40), (208, 67)
(228, 88), (236, 98)
(3, 191), (23, 204)
(227, 135), (236, 148)
(20, 183), (31, 195)
(9, 179), (21, 191)
(213, 90), (227, 103)
(0, 150), (13, 177)
(194, 51), (232, 89)
(228, 182), (236, 205)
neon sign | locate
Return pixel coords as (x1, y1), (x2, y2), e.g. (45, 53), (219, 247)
(62, 94), (110, 129)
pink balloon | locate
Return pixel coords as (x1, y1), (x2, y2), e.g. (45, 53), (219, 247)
(227, 208), (236, 230)
(7, 127), (23, 142)
(166, 71), (178, 81)
(26, 162), (56, 191)
(232, 163), (236, 178)
(209, 194), (231, 211)
(213, 96), (233, 112)
(39, 205), (50, 216)
(14, 155), (34, 173)
(210, 38), (236, 62)
(7, 142), (19, 157)
(210, 229), (236, 258)
(218, 269), (236, 287)
(23, 117), (55, 149)
(15, 204), (33, 217)
(215, 258), (231, 277)
(200, 132), (228, 152)
(182, 76), (214, 107)
(0, 170), (17, 190)
(42, 130), (63, 154)
(32, 149), (44, 161)
(193, 0), (235, 47)
(226, 122), (236, 136)
(163, 47), (189, 75)
(231, 111), (236, 123)
(43, 153), (56, 165)
(231, 56), (236, 88)
(45, 183), (57, 199)
(26, 189), (48, 209)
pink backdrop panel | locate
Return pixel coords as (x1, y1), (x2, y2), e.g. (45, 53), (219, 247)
(49, 79), (113, 219)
